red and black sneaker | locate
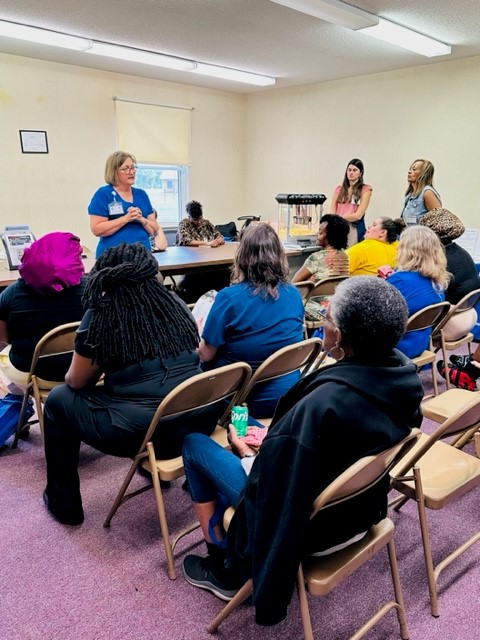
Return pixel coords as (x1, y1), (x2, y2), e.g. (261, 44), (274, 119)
(437, 361), (477, 391)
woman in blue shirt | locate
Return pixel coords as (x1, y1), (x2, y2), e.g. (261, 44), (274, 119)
(88, 150), (167, 257)
(387, 225), (450, 358)
(198, 223), (304, 417)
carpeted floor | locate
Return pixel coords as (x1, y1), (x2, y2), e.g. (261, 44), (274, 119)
(0, 365), (479, 640)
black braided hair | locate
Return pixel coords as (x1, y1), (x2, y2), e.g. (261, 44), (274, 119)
(82, 243), (199, 368)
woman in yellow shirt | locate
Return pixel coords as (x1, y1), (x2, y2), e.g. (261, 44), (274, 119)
(346, 217), (403, 276)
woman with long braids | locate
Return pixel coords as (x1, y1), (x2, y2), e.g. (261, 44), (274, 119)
(42, 242), (221, 526)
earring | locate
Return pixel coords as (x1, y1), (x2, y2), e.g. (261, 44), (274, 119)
(330, 342), (345, 361)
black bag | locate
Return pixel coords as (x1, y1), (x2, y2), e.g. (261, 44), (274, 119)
(215, 221), (238, 240)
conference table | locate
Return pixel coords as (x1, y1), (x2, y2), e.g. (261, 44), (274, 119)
(0, 242), (309, 288)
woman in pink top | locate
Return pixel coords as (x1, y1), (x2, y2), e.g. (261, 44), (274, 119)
(330, 158), (372, 247)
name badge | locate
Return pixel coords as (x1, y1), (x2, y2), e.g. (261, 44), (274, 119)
(405, 213), (417, 225)
(108, 201), (124, 217)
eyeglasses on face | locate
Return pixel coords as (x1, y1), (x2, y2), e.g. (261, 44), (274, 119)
(118, 164), (138, 173)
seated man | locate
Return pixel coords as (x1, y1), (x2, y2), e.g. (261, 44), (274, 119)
(182, 277), (423, 626)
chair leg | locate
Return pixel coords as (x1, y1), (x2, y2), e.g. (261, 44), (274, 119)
(147, 442), (177, 580)
(431, 361), (438, 396)
(475, 432), (480, 458)
(386, 539), (410, 640)
(296, 564), (314, 640)
(103, 458), (140, 527)
(207, 579), (253, 633)
(413, 468), (439, 617)
(12, 387), (33, 449)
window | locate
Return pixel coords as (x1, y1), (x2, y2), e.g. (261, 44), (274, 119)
(135, 164), (189, 228)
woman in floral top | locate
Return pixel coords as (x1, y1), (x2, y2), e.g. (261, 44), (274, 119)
(176, 200), (225, 247)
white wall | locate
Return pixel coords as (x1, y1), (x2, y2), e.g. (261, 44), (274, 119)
(245, 56), (480, 228)
(2, 51), (480, 248)
(0, 53), (246, 248)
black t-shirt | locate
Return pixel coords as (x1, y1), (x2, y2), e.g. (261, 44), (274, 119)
(0, 277), (86, 377)
(445, 243), (480, 304)
(74, 309), (220, 457)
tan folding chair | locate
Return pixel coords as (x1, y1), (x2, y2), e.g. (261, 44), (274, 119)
(390, 393), (480, 617)
(208, 429), (421, 640)
(421, 389), (480, 457)
(404, 301), (450, 396)
(12, 321), (80, 448)
(103, 362), (252, 580)
(431, 288), (480, 390)
(304, 275), (349, 334)
(234, 338), (323, 427)
(293, 280), (315, 306)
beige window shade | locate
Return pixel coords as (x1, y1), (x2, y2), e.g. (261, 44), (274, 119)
(115, 100), (191, 165)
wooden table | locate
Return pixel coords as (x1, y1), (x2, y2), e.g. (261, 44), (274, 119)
(0, 243), (306, 288)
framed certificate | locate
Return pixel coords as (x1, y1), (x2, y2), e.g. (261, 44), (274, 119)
(19, 130), (49, 154)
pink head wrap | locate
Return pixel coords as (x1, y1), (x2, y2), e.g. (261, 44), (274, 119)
(19, 232), (85, 294)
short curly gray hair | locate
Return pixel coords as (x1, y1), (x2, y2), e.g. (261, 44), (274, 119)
(329, 277), (408, 355)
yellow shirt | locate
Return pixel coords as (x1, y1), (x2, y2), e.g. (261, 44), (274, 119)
(346, 239), (398, 276)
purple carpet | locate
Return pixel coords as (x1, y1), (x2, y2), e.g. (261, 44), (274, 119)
(1, 364), (479, 640)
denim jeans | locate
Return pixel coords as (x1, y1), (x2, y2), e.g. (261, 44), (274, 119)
(182, 432), (247, 507)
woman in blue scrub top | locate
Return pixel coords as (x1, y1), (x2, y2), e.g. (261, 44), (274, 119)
(88, 150), (167, 258)
(198, 223), (305, 418)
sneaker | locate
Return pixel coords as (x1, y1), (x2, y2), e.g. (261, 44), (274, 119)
(437, 361), (477, 391)
(449, 354), (472, 368)
(182, 554), (241, 601)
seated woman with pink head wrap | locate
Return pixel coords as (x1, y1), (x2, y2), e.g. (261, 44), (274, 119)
(0, 232), (86, 391)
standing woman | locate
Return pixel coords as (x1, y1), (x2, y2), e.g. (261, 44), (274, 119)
(88, 150), (167, 258)
(330, 158), (372, 247)
(401, 158), (441, 226)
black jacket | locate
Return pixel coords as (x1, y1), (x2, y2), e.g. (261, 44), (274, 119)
(227, 350), (423, 626)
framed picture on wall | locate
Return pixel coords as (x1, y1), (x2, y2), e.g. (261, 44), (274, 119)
(19, 130), (49, 154)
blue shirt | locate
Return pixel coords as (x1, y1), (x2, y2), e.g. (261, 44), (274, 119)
(402, 186), (441, 225)
(202, 282), (304, 416)
(387, 271), (444, 358)
(88, 184), (154, 257)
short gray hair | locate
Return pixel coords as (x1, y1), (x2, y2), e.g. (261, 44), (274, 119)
(329, 277), (408, 355)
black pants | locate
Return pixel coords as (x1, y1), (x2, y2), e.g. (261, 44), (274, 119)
(43, 384), (220, 506)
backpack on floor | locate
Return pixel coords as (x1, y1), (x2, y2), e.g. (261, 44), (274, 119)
(0, 394), (34, 448)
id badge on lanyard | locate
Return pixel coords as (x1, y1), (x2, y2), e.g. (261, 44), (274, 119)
(108, 191), (124, 218)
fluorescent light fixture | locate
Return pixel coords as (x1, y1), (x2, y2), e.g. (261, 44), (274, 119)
(0, 19), (91, 51)
(192, 62), (276, 86)
(86, 42), (195, 71)
(358, 18), (451, 58)
(269, 0), (377, 30)
(269, 0), (451, 58)
(0, 19), (274, 86)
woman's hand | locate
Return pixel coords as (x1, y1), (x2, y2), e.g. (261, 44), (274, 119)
(228, 424), (256, 458)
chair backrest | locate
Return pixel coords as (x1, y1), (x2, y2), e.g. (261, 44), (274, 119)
(405, 301), (451, 333)
(433, 288), (480, 337)
(310, 429), (422, 517)
(234, 338), (323, 407)
(139, 362), (252, 451)
(311, 275), (349, 298)
(393, 394), (480, 478)
(293, 280), (315, 306)
(28, 321), (81, 380)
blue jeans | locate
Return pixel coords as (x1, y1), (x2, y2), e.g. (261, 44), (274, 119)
(182, 432), (246, 507)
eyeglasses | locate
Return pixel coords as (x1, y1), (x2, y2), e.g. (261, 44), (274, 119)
(118, 164), (138, 173)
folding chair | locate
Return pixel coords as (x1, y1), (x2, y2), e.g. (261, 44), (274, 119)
(12, 321), (80, 448)
(293, 280), (315, 306)
(208, 429), (421, 640)
(103, 362), (252, 580)
(404, 301), (450, 396)
(304, 275), (349, 334)
(421, 388), (480, 457)
(431, 288), (480, 389)
(234, 338), (323, 427)
(391, 394), (480, 616)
